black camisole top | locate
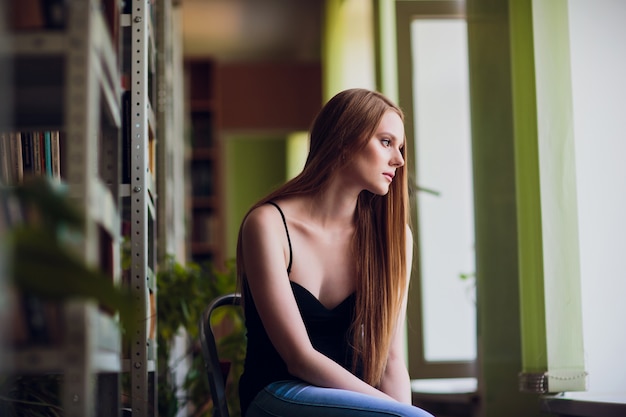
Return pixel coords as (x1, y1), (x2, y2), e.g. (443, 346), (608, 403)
(238, 202), (361, 416)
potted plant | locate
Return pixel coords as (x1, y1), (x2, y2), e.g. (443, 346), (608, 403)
(156, 257), (245, 417)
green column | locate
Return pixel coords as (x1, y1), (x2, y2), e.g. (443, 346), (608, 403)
(373, 0), (399, 101)
(322, 0), (376, 99)
(466, 0), (541, 414)
(509, 0), (547, 378)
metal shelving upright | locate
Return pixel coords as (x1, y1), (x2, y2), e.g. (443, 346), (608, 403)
(122, 0), (184, 414)
(123, 0), (159, 415)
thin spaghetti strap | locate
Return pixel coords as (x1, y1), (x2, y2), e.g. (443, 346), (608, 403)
(267, 201), (293, 274)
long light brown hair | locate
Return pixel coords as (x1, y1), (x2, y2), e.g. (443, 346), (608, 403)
(236, 88), (409, 387)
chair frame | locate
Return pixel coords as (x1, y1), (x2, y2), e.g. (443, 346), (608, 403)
(199, 293), (242, 417)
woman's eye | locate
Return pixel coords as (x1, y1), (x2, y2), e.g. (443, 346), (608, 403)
(381, 138), (391, 147)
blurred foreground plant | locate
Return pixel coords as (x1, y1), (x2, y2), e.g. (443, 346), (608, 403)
(1, 176), (138, 415)
(157, 257), (245, 417)
(5, 177), (138, 330)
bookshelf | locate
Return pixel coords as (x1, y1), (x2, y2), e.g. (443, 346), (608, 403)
(1, 1), (123, 416)
(0, 0), (10, 386)
(157, 0), (187, 264)
(1, 1), (186, 416)
(184, 58), (225, 268)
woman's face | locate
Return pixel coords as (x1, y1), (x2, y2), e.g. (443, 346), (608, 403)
(344, 110), (405, 196)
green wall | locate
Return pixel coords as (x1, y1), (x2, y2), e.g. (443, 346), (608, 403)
(373, 0), (399, 101)
(224, 136), (286, 259)
(323, 0), (376, 98)
(286, 132), (308, 180)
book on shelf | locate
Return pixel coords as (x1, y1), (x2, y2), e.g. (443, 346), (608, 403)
(102, 0), (121, 53)
(40, 0), (66, 29)
(191, 111), (214, 147)
(9, 0), (45, 31)
(32, 132), (42, 177)
(21, 133), (33, 177)
(18, 295), (63, 346)
(122, 0), (132, 15)
(121, 91), (131, 183)
(192, 211), (218, 244)
(5, 288), (30, 346)
(9, 0), (66, 31)
(0, 132), (24, 184)
(0, 185), (64, 347)
(50, 131), (60, 179)
(0, 130), (62, 185)
(44, 131), (52, 177)
(149, 137), (156, 178)
(148, 290), (156, 340)
(0, 134), (10, 184)
(36, 132), (46, 178)
(9, 132), (24, 184)
(191, 160), (214, 197)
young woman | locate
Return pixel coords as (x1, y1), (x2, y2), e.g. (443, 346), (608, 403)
(236, 88), (433, 417)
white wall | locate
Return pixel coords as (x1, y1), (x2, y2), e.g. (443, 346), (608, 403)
(569, 0), (626, 393)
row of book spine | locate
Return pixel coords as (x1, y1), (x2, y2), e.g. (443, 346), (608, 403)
(10, 0), (67, 31)
(0, 131), (61, 185)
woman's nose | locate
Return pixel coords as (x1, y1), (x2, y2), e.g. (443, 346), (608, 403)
(391, 149), (404, 167)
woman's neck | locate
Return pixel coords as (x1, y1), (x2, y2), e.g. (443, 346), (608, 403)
(296, 187), (358, 230)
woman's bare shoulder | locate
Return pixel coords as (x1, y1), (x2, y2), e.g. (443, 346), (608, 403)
(242, 203), (284, 236)
(241, 203), (292, 284)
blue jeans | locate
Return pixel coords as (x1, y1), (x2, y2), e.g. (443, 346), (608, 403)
(245, 380), (434, 417)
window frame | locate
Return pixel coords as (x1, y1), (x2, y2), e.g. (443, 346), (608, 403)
(396, 0), (476, 380)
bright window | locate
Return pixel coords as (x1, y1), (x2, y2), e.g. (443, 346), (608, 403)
(411, 19), (476, 363)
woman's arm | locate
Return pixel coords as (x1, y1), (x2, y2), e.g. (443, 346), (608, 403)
(379, 225), (414, 404)
(242, 205), (394, 400)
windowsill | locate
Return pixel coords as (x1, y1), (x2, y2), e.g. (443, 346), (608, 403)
(411, 380), (626, 417)
(541, 392), (626, 417)
(411, 378), (478, 404)
(411, 378), (478, 394)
